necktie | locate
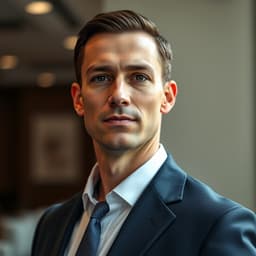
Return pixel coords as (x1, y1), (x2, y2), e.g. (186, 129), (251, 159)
(76, 201), (109, 256)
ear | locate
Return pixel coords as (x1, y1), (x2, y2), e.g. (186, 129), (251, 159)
(160, 80), (178, 114)
(71, 82), (85, 116)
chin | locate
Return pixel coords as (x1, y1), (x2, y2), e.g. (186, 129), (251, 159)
(102, 136), (140, 152)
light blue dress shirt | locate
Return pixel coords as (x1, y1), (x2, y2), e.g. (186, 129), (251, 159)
(66, 144), (167, 256)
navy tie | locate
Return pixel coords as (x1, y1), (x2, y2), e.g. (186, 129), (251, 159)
(76, 201), (109, 256)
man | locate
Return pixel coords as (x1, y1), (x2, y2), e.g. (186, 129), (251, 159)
(32, 10), (256, 255)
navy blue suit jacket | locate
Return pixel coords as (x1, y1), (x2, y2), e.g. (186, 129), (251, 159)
(32, 155), (256, 255)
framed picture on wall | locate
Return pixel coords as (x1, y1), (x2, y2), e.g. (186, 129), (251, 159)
(29, 113), (82, 184)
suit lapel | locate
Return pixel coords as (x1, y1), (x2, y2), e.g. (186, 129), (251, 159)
(108, 155), (187, 255)
(108, 185), (176, 256)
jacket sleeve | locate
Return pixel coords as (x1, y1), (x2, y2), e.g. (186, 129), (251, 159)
(199, 206), (256, 255)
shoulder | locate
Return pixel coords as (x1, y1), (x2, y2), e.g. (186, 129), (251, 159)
(170, 168), (255, 227)
(162, 154), (253, 217)
(184, 174), (253, 218)
(190, 182), (256, 255)
(194, 185), (256, 254)
(161, 156), (256, 254)
(31, 193), (83, 254)
(37, 192), (83, 227)
(161, 154), (255, 236)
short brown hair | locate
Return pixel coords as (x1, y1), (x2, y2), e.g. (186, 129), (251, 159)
(74, 10), (173, 83)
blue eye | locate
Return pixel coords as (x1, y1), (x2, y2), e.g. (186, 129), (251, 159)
(135, 74), (147, 81)
(91, 75), (113, 83)
(132, 74), (150, 83)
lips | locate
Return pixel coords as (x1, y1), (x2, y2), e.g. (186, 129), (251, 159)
(103, 114), (137, 126)
(103, 114), (136, 122)
(104, 115), (134, 121)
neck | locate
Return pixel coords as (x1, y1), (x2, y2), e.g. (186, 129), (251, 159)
(94, 141), (160, 200)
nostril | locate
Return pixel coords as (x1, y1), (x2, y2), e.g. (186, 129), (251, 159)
(108, 95), (129, 107)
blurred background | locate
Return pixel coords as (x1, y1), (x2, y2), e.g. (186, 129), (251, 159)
(0, 0), (255, 255)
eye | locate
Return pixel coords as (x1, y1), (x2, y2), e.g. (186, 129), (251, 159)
(91, 74), (113, 83)
(132, 73), (149, 82)
(135, 74), (147, 81)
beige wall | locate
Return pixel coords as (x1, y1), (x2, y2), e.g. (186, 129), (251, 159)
(103, 0), (255, 210)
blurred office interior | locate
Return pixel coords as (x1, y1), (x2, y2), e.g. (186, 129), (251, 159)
(0, 0), (255, 255)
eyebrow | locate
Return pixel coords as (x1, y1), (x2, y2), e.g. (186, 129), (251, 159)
(123, 63), (154, 74)
(86, 62), (154, 76)
(86, 65), (114, 76)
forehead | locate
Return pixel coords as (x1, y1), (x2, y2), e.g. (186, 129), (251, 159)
(82, 32), (162, 68)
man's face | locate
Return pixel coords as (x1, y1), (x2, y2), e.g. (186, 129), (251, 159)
(71, 32), (177, 152)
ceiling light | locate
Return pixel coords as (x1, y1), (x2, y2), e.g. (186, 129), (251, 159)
(37, 72), (56, 88)
(25, 1), (53, 15)
(63, 36), (77, 50)
(0, 55), (19, 70)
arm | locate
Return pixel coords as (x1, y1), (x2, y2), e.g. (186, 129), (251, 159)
(200, 206), (256, 256)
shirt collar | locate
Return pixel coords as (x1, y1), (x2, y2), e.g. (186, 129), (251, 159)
(82, 144), (167, 209)
(82, 164), (99, 209)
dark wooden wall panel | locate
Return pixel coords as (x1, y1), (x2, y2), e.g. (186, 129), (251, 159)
(0, 87), (95, 212)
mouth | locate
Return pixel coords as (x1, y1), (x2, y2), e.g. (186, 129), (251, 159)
(103, 115), (137, 125)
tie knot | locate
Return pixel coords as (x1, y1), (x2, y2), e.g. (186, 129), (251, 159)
(91, 201), (109, 220)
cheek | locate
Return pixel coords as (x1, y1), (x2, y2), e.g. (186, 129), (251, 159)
(82, 91), (104, 114)
(140, 94), (163, 114)
(136, 99), (162, 128)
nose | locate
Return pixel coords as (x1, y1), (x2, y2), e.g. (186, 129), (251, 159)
(108, 78), (130, 107)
